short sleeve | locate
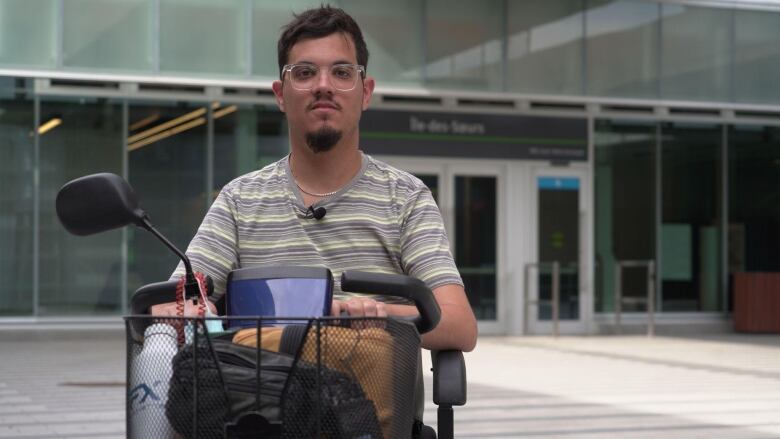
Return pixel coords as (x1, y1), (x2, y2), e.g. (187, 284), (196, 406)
(170, 186), (239, 301)
(399, 186), (463, 291)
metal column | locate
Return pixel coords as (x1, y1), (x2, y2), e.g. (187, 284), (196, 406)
(524, 261), (561, 337)
(614, 260), (656, 336)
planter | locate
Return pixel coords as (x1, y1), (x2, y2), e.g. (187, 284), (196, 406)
(733, 272), (780, 333)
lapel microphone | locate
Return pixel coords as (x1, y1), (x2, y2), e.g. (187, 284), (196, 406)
(306, 206), (327, 220)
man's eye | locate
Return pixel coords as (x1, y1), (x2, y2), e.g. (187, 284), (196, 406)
(332, 66), (354, 79)
(293, 67), (317, 79)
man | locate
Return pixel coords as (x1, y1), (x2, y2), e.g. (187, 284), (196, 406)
(155, 5), (476, 353)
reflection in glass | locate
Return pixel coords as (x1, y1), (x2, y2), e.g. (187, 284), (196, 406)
(506, 2), (584, 95)
(661, 123), (722, 312)
(455, 176), (496, 320)
(425, 0), (503, 91)
(63, 0), (152, 70)
(734, 10), (780, 104)
(213, 104), (288, 191)
(660, 4), (730, 102)
(39, 97), (124, 315)
(586, 0), (659, 98)
(128, 102), (209, 295)
(0, 79), (34, 315)
(728, 126), (780, 310)
(0, 0), (57, 67)
(160, 0), (247, 75)
(594, 120), (656, 313)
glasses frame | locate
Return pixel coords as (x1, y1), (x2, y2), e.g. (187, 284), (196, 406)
(281, 63), (366, 92)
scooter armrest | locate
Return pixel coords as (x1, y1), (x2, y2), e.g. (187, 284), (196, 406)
(431, 349), (467, 406)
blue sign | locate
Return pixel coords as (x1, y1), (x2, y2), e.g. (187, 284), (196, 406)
(538, 177), (580, 191)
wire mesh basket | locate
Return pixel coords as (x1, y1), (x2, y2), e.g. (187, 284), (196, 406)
(125, 315), (421, 439)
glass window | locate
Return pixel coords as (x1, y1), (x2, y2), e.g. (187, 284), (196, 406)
(728, 126), (780, 308)
(661, 122), (723, 312)
(160, 0), (247, 75)
(733, 10), (780, 104)
(251, 0), (321, 78)
(586, 0), (659, 99)
(213, 104), (288, 191)
(455, 176), (496, 320)
(340, 0), (425, 86)
(63, 0), (153, 71)
(0, 79), (34, 315)
(660, 4), (731, 102)
(0, 0), (57, 67)
(127, 101), (208, 294)
(425, 0), (504, 91)
(594, 120), (657, 313)
(506, 1), (584, 95)
(39, 97), (124, 315)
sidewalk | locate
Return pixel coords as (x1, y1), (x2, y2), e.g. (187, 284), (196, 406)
(1, 330), (779, 438)
(0, 330), (126, 439)
(426, 334), (780, 438)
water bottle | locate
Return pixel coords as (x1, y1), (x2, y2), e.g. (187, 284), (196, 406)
(128, 323), (178, 438)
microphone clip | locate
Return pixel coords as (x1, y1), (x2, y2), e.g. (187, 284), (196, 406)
(306, 205), (327, 220)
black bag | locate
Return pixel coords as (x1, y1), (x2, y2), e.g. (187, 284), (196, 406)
(282, 357), (384, 439)
(166, 326), (383, 439)
(166, 336), (292, 438)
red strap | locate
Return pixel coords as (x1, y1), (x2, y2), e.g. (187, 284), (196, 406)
(174, 272), (208, 344)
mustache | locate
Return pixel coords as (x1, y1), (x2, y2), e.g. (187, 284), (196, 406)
(307, 98), (340, 111)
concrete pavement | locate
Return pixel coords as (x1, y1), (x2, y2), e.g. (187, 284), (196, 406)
(1, 329), (779, 438)
(0, 329), (125, 438)
(424, 335), (780, 438)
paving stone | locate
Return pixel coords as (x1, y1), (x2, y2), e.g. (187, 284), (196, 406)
(1, 330), (778, 438)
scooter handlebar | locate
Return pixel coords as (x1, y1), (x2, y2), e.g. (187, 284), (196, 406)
(340, 271), (441, 335)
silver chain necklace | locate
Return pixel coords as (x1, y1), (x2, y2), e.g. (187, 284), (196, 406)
(289, 155), (339, 198)
(295, 182), (338, 198)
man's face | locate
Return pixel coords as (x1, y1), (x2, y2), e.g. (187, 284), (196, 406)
(272, 32), (374, 153)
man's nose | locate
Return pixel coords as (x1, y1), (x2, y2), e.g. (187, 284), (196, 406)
(311, 68), (333, 94)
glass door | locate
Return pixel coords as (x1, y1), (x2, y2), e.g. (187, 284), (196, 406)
(374, 156), (506, 334)
(526, 167), (589, 334)
(451, 170), (501, 327)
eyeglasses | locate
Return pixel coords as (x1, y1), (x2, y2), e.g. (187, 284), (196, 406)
(281, 63), (366, 92)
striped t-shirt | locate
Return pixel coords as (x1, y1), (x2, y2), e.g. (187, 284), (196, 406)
(173, 152), (462, 303)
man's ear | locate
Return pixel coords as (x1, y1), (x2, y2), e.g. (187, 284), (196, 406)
(272, 80), (285, 112)
(361, 76), (375, 111)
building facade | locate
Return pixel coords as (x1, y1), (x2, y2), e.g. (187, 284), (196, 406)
(1, 0), (779, 334)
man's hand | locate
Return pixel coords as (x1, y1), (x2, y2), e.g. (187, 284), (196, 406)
(330, 285), (477, 352)
(330, 297), (388, 318)
(330, 297), (388, 329)
(150, 299), (217, 317)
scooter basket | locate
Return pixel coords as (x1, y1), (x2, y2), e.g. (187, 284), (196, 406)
(125, 315), (421, 439)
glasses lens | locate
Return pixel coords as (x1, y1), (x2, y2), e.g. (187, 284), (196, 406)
(290, 65), (318, 90)
(330, 65), (358, 91)
(287, 64), (361, 91)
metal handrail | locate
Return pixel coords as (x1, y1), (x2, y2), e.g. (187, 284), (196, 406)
(524, 261), (560, 337)
(614, 259), (656, 337)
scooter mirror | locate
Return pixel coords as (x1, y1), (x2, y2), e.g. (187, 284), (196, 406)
(56, 173), (147, 236)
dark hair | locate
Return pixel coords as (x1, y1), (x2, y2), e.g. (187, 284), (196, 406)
(277, 5), (369, 79)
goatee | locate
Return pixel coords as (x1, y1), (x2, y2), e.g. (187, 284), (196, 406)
(305, 126), (342, 153)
